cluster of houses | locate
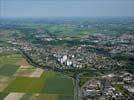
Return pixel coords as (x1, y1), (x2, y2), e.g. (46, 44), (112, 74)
(0, 47), (18, 53)
(82, 79), (101, 99)
(82, 72), (134, 100)
(9, 32), (134, 71)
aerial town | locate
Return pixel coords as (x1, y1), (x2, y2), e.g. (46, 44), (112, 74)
(0, 17), (134, 100)
(1, 0), (134, 99)
(0, 27), (133, 99)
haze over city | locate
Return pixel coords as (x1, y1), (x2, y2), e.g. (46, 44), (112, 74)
(1, 0), (134, 18)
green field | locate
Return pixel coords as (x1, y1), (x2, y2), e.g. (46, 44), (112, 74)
(0, 53), (74, 100)
(0, 64), (19, 76)
(43, 77), (73, 95)
(0, 54), (23, 64)
(4, 77), (45, 93)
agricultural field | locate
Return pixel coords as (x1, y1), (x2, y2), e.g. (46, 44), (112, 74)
(0, 53), (74, 100)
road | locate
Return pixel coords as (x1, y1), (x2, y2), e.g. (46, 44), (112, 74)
(73, 76), (81, 100)
(74, 73), (87, 100)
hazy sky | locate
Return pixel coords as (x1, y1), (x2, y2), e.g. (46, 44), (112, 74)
(0, 0), (134, 18)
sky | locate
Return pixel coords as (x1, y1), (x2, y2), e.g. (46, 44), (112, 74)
(0, 0), (134, 18)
